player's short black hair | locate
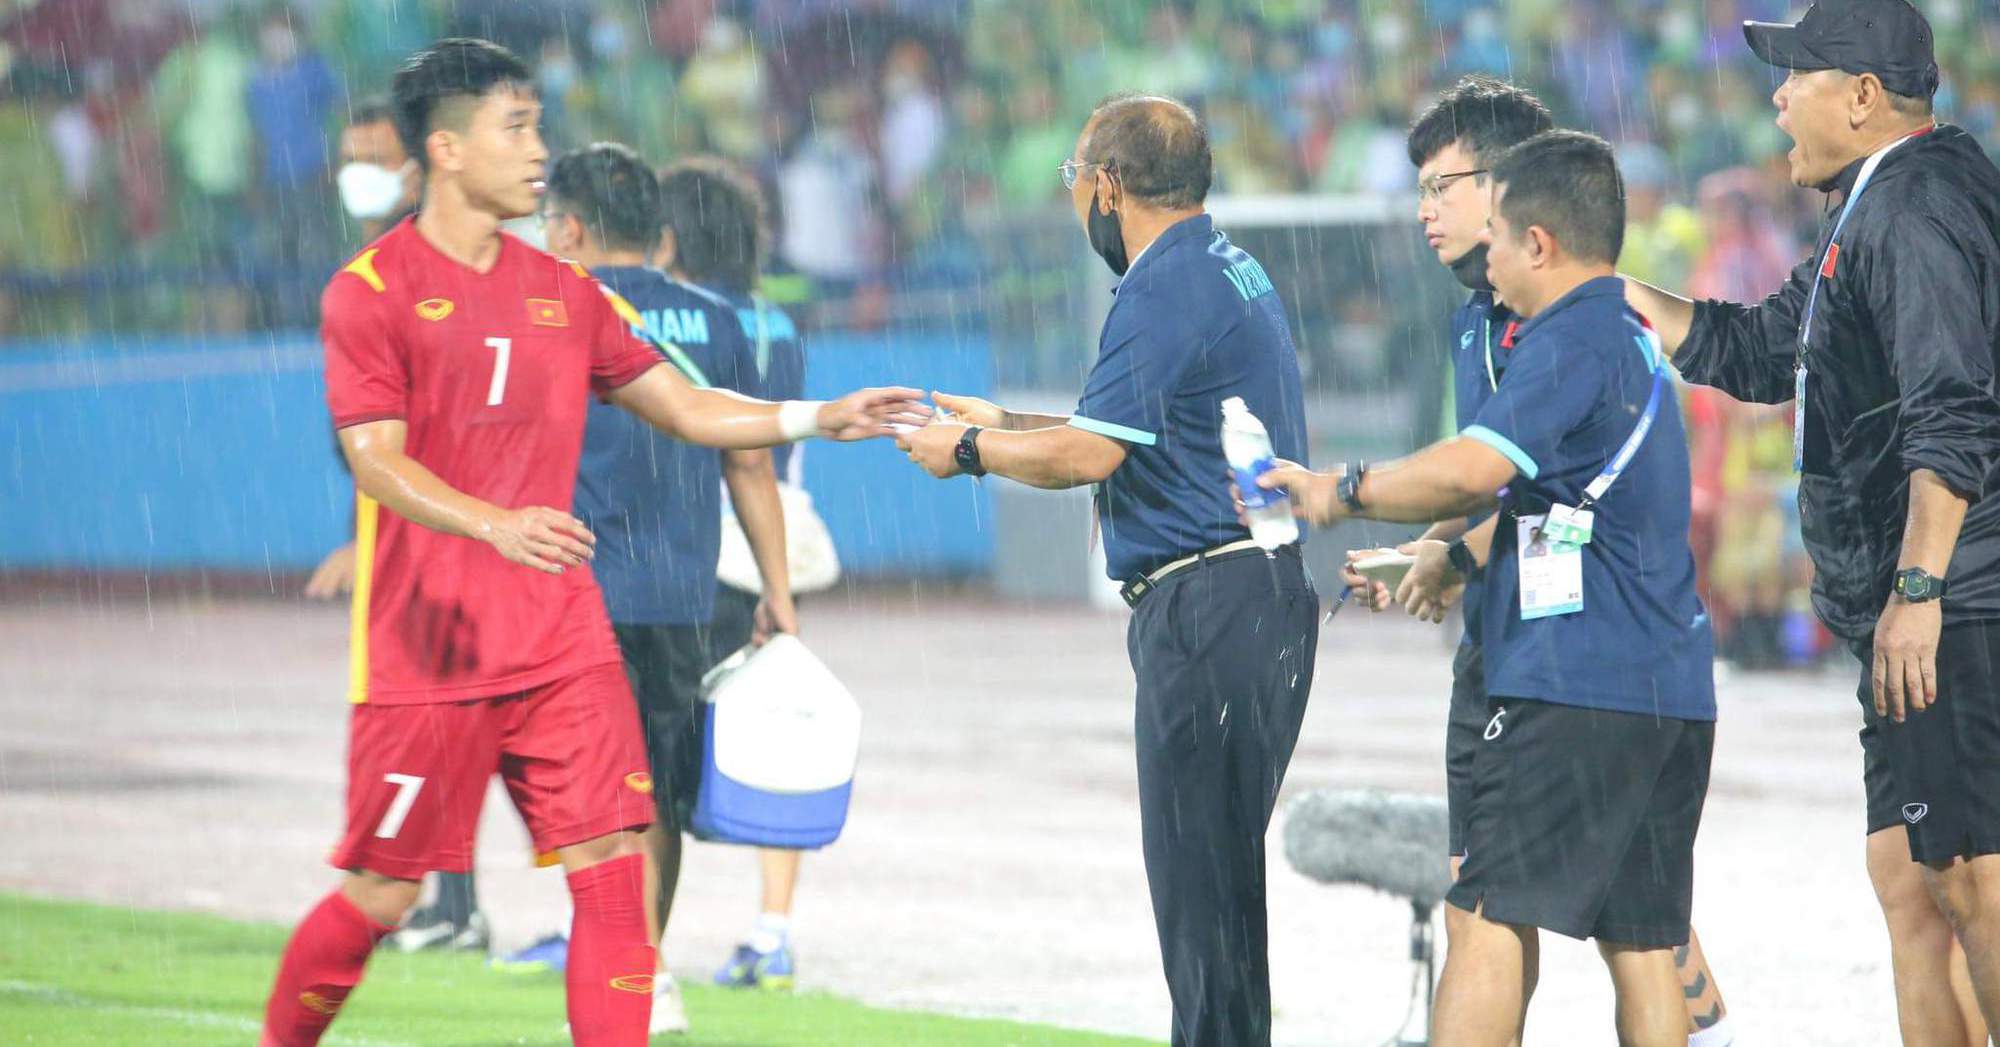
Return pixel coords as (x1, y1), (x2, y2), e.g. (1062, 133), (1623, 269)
(657, 156), (768, 294)
(547, 143), (661, 254)
(349, 95), (394, 128)
(1406, 75), (1555, 169)
(1080, 93), (1211, 210)
(1490, 130), (1626, 265)
(390, 37), (534, 170)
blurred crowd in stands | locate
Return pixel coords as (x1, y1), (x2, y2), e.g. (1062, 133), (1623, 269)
(10, 0), (1998, 665)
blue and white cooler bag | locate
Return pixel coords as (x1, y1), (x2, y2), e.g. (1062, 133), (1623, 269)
(691, 634), (862, 848)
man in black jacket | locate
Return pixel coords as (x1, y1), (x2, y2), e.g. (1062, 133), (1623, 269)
(1627, 1), (2000, 1041)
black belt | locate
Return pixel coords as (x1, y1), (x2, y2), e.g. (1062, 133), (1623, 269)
(1120, 539), (1298, 608)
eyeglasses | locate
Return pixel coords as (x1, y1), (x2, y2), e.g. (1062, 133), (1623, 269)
(1059, 158), (1110, 190)
(1417, 168), (1489, 202)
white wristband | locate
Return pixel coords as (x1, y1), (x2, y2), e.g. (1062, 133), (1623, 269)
(777, 400), (827, 441)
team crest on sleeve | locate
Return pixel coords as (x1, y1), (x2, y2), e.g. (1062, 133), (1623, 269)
(527, 298), (569, 327)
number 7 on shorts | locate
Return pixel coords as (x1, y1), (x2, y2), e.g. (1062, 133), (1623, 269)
(374, 773), (426, 839)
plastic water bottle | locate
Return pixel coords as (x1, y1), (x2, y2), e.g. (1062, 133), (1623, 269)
(1221, 396), (1299, 550)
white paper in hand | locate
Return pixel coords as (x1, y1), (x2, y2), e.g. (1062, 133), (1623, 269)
(1353, 551), (1418, 589)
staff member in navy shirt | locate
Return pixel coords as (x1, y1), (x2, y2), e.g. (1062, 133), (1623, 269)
(655, 156), (817, 992)
(899, 94), (1318, 1046)
(541, 142), (794, 1034)
(1264, 132), (1715, 1046)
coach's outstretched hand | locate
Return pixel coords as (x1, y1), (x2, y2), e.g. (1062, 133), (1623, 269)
(481, 506), (596, 575)
(817, 387), (932, 440)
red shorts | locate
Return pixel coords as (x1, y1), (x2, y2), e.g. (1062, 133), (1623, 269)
(328, 662), (654, 881)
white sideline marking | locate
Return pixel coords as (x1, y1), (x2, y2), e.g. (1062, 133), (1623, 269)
(0, 978), (419, 1047)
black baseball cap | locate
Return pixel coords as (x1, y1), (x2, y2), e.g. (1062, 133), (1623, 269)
(1744, 0), (1940, 99)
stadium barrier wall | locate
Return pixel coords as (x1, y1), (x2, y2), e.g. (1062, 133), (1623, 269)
(0, 330), (993, 578)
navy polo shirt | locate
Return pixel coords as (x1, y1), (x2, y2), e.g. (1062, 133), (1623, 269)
(1070, 213), (1309, 581)
(1449, 291), (1517, 649)
(1463, 276), (1715, 721)
(575, 266), (760, 625)
(715, 288), (806, 484)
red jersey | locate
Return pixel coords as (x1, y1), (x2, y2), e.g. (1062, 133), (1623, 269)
(323, 217), (662, 705)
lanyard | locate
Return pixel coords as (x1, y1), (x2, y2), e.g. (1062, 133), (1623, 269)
(1794, 127), (1929, 469)
(1575, 319), (1668, 512)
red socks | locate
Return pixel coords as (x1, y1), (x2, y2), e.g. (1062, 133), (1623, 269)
(565, 853), (656, 1046)
(259, 889), (394, 1047)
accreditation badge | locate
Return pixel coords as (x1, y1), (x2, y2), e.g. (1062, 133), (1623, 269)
(1517, 514), (1584, 620)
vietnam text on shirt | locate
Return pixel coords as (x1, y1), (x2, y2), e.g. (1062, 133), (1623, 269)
(574, 266), (761, 626)
(1067, 213), (1309, 581)
(1463, 276), (1716, 721)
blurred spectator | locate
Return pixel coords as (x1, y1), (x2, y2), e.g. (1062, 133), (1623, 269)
(995, 79), (1070, 207)
(1686, 167), (1813, 669)
(580, 7), (696, 164)
(321, 0), (441, 89)
(335, 96), (417, 245)
(878, 40), (947, 208)
(246, 6), (339, 326)
(151, 6), (255, 331)
(1618, 142), (1704, 290)
(681, 17), (767, 163)
(777, 81), (883, 290)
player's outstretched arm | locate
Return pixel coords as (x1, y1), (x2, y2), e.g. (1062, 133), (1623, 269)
(338, 420), (596, 576)
(606, 362), (931, 447)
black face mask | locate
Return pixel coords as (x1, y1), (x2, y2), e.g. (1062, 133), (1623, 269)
(1087, 185), (1129, 276)
(1448, 241), (1494, 292)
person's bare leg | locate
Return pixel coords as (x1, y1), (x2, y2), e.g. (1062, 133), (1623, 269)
(1445, 856), (1530, 1047)
(759, 848), (801, 915)
(1600, 941), (1690, 1047)
(1433, 900), (1536, 1047)
(1677, 927), (1729, 1034)
(341, 869), (423, 927)
(1870, 827), (1976, 1045)
(1948, 940), (1992, 1045)
(1924, 854), (2000, 1037)
(641, 823), (685, 944)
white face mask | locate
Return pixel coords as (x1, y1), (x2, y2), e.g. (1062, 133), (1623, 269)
(337, 161), (409, 221)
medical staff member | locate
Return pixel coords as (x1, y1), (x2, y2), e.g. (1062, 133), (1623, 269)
(899, 93), (1318, 1046)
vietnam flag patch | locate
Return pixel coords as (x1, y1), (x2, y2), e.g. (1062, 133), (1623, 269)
(1821, 243), (1841, 280)
(527, 298), (568, 327)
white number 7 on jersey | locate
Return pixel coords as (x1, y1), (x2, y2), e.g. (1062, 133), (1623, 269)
(484, 336), (512, 406)
(375, 773), (426, 839)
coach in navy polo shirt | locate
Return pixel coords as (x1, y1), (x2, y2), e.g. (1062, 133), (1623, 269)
(1262, 131), (1715, 1046)
(899, 94), (1318, 1047)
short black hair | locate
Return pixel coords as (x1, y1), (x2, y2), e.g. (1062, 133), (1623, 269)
(349, 94), (394, 128)
(1406, 75), (1555, 169)
(1490, 130), (1626, 265)
(1081, 93), (1211, 210)
(658, 156), (768, 294)
(547, 143), (661, 254)
(390, 38), (534, 170)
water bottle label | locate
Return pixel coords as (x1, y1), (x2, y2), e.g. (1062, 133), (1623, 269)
(1232, 456), (1286, 510)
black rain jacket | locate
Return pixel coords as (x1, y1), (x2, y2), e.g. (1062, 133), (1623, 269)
(1676, 125), (2000, 641)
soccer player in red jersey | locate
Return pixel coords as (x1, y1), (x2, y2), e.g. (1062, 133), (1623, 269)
(259, 38), (925, 1047)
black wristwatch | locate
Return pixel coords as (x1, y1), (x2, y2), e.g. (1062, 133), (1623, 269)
(1447, 538), (1478, 578)
(954, 426), (987, 477)
(1894, 567), (1945, 603)
(1337, 461), (1368, 513)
